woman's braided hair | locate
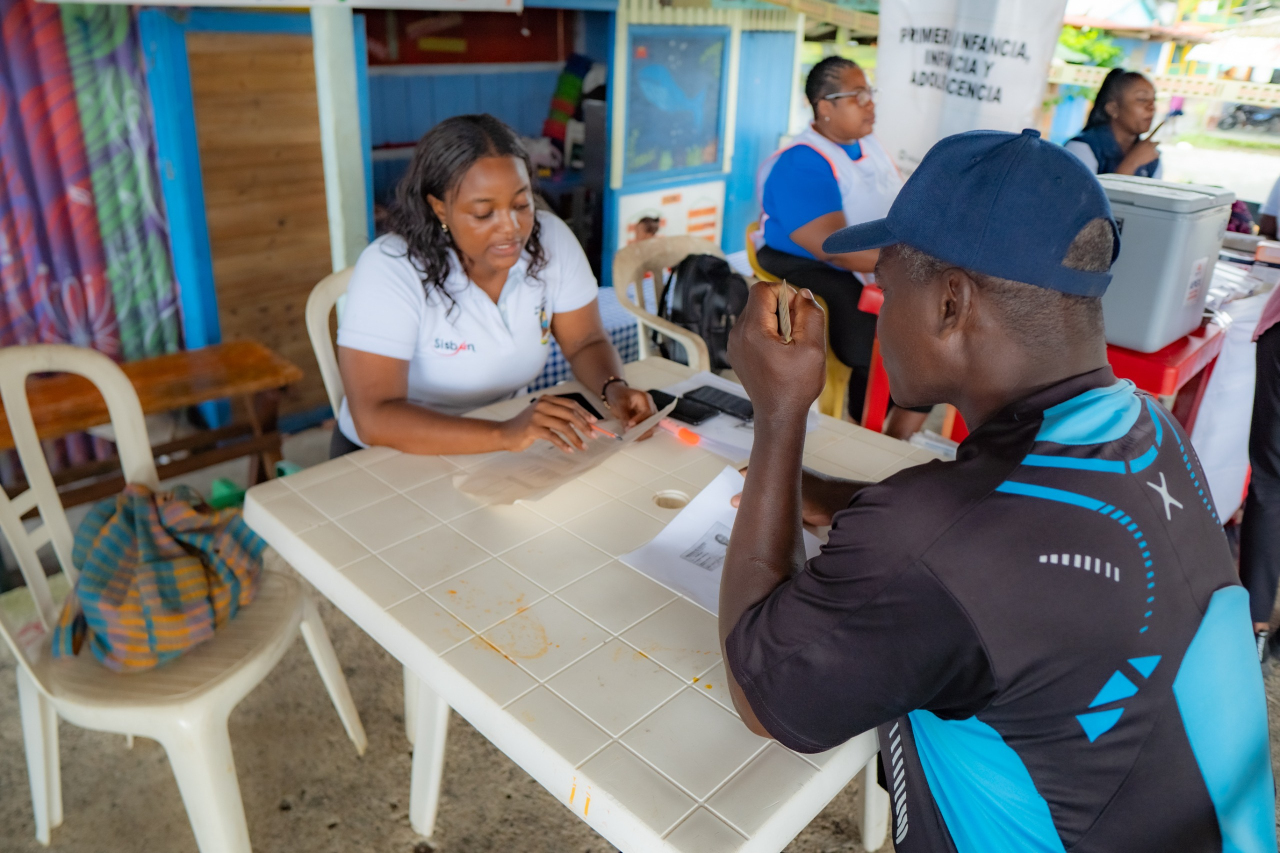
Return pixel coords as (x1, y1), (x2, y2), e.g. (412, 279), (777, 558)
(385, 114), (548, 315)
(805, 56), (859, 109)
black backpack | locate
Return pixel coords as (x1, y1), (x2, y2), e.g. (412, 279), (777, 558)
(656, 254), (750, 371)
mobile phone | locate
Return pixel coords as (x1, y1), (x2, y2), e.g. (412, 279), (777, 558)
(649, 390), (718, 426)
(553, 392), (605, 420)
(684, 385), (754, 422)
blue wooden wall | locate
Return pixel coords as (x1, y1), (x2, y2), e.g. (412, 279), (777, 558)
(723, 30), (795, 253)
(370, 69), (561, 145)
(369, 68), (561, 203)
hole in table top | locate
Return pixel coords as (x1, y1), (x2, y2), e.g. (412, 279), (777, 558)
(653, 490), (690, 510)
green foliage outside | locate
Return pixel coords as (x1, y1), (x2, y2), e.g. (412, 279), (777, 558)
(1058, 27), (1125, 68)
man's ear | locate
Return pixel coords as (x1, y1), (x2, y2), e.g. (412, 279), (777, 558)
(937, 269), (977, 337)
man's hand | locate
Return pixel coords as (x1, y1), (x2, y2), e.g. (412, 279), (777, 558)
(727, 282), (828, 423)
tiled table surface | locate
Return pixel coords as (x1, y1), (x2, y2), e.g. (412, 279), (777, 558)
(244, 357), (938, 853)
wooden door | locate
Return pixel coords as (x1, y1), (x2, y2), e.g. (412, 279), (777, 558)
(187, 32), (332, 417)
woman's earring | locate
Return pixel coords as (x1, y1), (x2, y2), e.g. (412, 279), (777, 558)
(441, 222), (449, 234)
(823, 116), (830, 122)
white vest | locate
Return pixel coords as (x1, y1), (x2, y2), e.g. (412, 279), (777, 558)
(756, 126), (904, 243)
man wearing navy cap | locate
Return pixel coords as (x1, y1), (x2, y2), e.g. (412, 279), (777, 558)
(720, 129), (1276, 852)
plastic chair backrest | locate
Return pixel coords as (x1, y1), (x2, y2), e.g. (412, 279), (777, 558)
(0, 345), (158, 660)
(612, 236), (726, 316)
(744, 222), (779, 283)
(306, 267), (354, 415)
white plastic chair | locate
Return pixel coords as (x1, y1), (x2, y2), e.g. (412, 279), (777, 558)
(307, 268), (445, 835)
(0, 344), (367, 852)
(305, 266), (354, 415)
(612, 235), (726, 373)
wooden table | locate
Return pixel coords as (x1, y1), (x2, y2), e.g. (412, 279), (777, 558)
(244, 357), (939, 853)
(0, 341), (303, 507)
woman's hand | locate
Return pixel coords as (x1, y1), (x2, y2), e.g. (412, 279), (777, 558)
(605, 383), (657, 433)
(499, 396), (597, 453)
(1117, 139), (1159, 175)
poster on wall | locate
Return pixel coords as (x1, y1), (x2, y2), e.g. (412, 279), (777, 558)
(874, 0), (1069, 173)
(617, 180), (726, 248)
(364, 10), (566, 65)
(625, 27), (728, 178)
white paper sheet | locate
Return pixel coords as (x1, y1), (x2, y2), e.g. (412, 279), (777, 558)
(655, 372), (818, 462)
(453, 400), (677, 504)
(620, 466), (822, 615)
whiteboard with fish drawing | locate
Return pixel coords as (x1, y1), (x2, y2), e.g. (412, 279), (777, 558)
(624, 26), (730, 179)
(617, 181), (725, 248)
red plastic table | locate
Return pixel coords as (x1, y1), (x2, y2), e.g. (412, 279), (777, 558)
(1106, 322), (1225, 434)
(857, 284), (1226, 439)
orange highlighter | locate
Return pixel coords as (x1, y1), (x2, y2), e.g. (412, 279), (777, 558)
(658, 419), (702, 446)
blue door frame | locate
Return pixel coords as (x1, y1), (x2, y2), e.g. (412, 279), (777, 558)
(138, 9), (372, 425)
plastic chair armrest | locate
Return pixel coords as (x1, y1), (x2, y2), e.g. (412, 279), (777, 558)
(613, 285), (711, 372)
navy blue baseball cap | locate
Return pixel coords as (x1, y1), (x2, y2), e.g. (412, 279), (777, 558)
(823, 128), (1120, 297)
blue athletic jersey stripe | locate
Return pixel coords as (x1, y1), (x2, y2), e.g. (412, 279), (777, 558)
(1036, 380), (1141, 445)
(908, 711), (1067, 853)
(994, 481), (1107, 511)
(1128, 444), (1159, 473)
(1145, 397), (1164, 446)
(1022, 454), (1128, 474)
(1172, 587), (1277, 853)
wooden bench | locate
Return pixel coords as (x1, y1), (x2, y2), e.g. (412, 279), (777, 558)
(0, 341), (304, 508)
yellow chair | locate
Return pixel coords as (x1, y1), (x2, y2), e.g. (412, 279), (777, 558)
(744, 222), (853, 419)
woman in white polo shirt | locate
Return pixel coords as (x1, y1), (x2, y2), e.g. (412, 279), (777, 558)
(334, 114), (655, 457)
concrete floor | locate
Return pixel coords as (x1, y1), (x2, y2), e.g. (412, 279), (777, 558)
(1161, 138), (1280, 205)
(2, 426), (1278, 852)
(0, 599), (873, 853)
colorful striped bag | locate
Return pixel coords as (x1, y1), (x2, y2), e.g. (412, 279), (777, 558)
(51, 483), (264, 672)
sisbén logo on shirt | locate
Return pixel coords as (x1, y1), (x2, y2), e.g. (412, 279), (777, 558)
(434, 338), (476, 356)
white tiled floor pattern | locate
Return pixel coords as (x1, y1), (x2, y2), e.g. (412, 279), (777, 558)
(246, 361), (937, 852)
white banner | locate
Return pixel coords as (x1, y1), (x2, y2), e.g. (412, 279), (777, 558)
(874, 0), (1069, 174)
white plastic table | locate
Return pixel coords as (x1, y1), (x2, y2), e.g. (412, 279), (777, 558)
(244, 357), (937, 853)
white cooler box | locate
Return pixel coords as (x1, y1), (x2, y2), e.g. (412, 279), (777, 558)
(1097, 175), (1232, 353)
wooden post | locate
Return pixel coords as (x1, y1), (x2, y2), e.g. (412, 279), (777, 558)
(311, 6), (370, 272)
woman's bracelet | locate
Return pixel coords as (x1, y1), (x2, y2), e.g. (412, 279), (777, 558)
(600, 376), (628, 398)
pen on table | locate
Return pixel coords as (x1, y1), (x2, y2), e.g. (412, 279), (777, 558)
(591, 423), (623, 441)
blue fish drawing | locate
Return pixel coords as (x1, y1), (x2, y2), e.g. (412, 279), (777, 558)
(636, 64), (706, 129)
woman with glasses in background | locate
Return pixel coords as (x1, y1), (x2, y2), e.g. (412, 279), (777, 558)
(1066, 68), (1162, 178)
(754, 56), (926, 438)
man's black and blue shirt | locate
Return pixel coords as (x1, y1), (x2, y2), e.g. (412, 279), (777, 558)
(726, 368), (1276, 852)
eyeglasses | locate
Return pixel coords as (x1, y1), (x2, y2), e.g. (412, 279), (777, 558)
(823, 87), (876, 107)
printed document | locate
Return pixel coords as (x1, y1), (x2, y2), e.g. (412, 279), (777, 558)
(620, 466), (823, 614)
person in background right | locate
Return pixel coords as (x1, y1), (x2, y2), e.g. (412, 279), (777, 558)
(1257, 174), (1280, 238)
(1066, 68), (1162, 179)
(1241, 282), (1280, 661)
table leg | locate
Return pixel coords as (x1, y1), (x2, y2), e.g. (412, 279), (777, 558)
(409, 675), (450, 838)
(404, 664), (418, 745)
(861, 755), (889, 851)
(1170, 357), (1220, 434)
(861, 340), (892, 432)
(245, 389), (284, 484)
